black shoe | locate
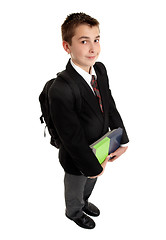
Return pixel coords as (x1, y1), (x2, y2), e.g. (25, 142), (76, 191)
(66, 213), (96, 229)
(83, 202), (100, 217)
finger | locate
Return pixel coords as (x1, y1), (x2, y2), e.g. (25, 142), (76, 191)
(109, 152), (116, 158)
(108, 154), (117, 162)
(109, 156), (118, 162)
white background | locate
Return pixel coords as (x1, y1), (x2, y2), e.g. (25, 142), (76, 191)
(0, 0), (166, 239)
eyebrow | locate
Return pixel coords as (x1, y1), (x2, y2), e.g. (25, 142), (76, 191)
(78, 35), (100, 40)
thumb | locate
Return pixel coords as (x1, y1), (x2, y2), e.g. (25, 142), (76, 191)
(109, 152), (115, 159)
(109, 150), (118, 159)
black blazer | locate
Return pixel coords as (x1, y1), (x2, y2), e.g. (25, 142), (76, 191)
(49, 60), (129, 177)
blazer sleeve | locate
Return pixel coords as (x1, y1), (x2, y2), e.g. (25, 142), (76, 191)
(108, 89), (129, 144)
(97, 62), (129, 144)
(48, 77), (103, 177)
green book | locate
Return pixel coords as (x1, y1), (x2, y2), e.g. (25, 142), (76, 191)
(90, 128), (123, 164)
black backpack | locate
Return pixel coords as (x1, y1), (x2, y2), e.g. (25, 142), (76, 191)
(39, 70), (81, 148)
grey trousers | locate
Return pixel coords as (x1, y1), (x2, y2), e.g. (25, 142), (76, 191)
(64, 173), (97, 219)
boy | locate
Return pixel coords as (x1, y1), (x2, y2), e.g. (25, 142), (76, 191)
(48, 13), (129, 229)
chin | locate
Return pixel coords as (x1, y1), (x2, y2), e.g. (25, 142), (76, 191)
(87, 58), (97, 65)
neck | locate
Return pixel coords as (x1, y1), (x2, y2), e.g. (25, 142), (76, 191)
(71, 59), (92, 74)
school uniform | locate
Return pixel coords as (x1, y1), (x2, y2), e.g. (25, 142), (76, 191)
(48, 59), (129, 220)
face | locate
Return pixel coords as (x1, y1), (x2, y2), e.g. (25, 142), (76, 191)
(63, 24), (101, 73)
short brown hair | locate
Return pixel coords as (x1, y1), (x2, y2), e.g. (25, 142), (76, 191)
(61, 12), (99, 45)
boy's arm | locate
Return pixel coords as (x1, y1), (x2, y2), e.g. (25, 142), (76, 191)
(48, 78), (103, 177)
(96, 62), (129, 144)
(108, 90), (129, 160)
(108, 89), (129, 144)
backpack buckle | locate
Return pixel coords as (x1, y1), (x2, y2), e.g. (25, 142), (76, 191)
(40, 115), (44, 124)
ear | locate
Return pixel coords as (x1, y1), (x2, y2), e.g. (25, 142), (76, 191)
(62, 41), (71, 54)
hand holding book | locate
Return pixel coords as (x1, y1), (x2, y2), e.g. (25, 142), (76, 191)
(89, 146), (128, 179)
(89, 128), (128, 179)
(90, 128), (124, 164)
(108, 146), (128, 162)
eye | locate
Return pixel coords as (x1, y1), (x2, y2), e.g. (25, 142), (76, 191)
(81, 40), (87, 44)
(94, 39), (100, 43)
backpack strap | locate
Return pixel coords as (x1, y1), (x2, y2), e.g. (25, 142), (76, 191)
(57, 70), (82, 113)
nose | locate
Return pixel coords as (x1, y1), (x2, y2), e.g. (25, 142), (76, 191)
(89, 42), (95, 54)
(89, 49), (94, 54)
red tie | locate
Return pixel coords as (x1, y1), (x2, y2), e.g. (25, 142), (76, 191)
(91, 75), (103, 112)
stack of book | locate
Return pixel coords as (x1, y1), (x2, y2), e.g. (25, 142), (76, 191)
(90, 128), (123, 164)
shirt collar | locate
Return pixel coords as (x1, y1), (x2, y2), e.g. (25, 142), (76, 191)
(70, 59), (97, 84)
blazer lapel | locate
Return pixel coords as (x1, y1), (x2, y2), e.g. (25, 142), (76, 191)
(66, 60), (104, 124)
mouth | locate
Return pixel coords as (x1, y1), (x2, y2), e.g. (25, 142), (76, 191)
(87, 56), (96, 60)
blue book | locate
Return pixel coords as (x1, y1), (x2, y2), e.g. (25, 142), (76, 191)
(90, 128), (123, 164)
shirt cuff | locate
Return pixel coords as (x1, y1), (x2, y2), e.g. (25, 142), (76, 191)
(120, 143), (128, 147)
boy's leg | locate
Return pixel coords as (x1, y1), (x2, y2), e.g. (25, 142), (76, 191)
(83, 177), (97, 203)
(64, 173), (87, 219)
(83, 177), (100, 217)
